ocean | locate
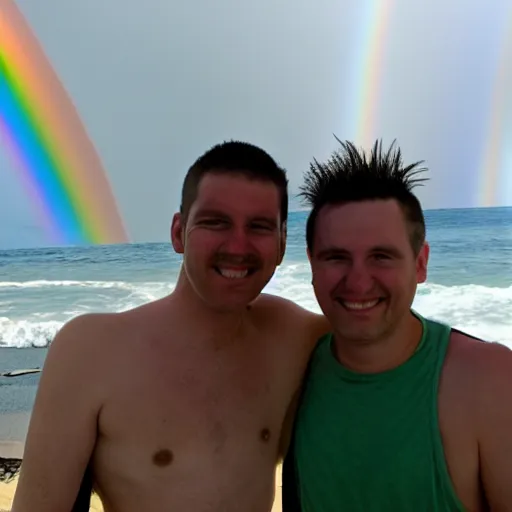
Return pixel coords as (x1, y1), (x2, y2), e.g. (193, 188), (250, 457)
(0, 207), (511, 420)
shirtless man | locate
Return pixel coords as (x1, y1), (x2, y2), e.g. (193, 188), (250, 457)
(12, 141), (328, 512)
(283, 139), (512, 511)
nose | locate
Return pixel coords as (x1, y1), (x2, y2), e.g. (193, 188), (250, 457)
(222, 226), (253, 255)
(342, 261), (374, 294)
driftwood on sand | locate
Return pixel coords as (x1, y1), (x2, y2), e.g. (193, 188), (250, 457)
(0, 369), (41, 378)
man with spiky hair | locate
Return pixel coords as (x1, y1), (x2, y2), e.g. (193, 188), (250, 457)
(282, 138), (512, 511)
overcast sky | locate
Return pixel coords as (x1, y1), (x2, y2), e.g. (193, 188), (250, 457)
(1, 0), (511, 249)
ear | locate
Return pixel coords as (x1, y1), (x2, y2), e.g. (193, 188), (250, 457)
(306, 247), (315, 286)
(416, 241), (429, 284)
(170, 213), (185, 254)
(277, 221), (287, 265)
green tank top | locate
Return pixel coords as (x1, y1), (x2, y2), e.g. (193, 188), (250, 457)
(291, 311), (466, 511)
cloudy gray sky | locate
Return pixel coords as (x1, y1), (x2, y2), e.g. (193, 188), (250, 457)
(1, 0), (511, 248)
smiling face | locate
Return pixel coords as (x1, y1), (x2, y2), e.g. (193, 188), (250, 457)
(171, 172), (286, 312)
(308, 199), (429, 343)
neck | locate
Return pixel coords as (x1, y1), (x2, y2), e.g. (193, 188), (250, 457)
(170, 268), (252, 349)
(332, 312), (423, 374)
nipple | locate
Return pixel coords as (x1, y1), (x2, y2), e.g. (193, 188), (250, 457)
(152, 449), (173, 467)
(260, 428), (271, 443)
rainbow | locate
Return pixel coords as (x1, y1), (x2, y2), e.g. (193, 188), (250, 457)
(349, 0), (397, 147)
(479, 5), (512, 207)
(0, 0), (129, 246)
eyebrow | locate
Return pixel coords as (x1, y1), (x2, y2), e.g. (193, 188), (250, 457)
(194, 209), (277, 226)
(250, 217), (278, 227)
(194, 209), (230, 219)
(315, 245), (404, 258)
(315, 247), (349, 259)
(371, 245), (404, 257)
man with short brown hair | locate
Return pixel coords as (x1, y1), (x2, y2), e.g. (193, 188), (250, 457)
(13, 141), (328, 512)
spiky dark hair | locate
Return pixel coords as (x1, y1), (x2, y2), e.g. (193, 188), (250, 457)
(300, 137), (429, 254)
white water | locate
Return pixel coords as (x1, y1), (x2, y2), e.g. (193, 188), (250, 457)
(0, 265), (510, 349)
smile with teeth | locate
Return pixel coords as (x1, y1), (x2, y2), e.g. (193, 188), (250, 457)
(339, 299), (381, 310)
(216, 267), (250, 279)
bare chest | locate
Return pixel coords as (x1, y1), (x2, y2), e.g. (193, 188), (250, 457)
(91, 342), (289, 508)
(110, 363), (278, 449)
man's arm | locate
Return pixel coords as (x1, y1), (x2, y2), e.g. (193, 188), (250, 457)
(277, 304), (330, 460)
(476, 341), (512, 510)
(278, 387), (302, 461)
(304, 310), (331, 352)
(11, 315), (105, 512)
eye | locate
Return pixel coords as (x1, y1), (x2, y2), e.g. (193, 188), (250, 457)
(250, 223), (274, 232)
(199, 219), (228, 227)
(326, 255), (348, 261)
(373, 253), (391, 260)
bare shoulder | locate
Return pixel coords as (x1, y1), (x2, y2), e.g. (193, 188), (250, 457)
(50, 299), (162, 353)
(254, 292), (311, 314)
(50, 311), (123, 354)
(44, 307), (154, 384)
(449, 332), (512, 504)
(254, 293), (325, 325)
(33, 312), (123, 417)
(40, 313), (120, 393)
(449, 329), (512, 410)
(252, 293), (330, 348)
(449, 329), (512, 378)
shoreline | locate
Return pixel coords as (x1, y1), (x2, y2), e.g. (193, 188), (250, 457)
(0, 443), (23, 461)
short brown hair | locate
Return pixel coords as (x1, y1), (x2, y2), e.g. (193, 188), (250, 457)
(180, 140), (289, 223)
